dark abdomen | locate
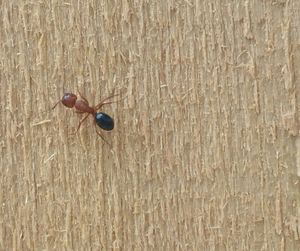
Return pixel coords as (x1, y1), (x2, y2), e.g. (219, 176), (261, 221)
(95, 112), (114, 131)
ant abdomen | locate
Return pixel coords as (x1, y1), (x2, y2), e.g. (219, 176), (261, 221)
(95, 112), (114, 131)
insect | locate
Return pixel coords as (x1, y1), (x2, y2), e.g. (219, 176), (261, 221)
(52, 91), (117, 144)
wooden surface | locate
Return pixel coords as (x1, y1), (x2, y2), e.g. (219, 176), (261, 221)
(1, 0), (300, 250)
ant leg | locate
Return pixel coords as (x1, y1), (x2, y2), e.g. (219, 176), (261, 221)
(52, 100), (61, 110)
(94, 94), (120, 110)
(77, 89), (89, 104)
(95, 94), (119, 106)
(94, 121), (112, 147)
(76, 113), (90, 133)
(95, 101), (116, 111)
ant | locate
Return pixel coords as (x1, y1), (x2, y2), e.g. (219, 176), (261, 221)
(52, 91), (118, 144)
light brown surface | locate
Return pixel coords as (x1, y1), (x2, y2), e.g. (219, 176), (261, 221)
(1, 1), (300, 250)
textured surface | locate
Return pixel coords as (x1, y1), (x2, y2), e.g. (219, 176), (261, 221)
(1, 0), (300, 250)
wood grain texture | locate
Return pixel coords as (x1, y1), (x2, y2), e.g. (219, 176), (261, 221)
(0, 0), (300, 250)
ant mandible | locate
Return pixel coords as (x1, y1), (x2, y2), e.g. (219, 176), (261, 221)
(52, 90), (117, 144)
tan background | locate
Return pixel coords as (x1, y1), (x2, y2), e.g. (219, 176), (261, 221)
(1, 0), (300, 250)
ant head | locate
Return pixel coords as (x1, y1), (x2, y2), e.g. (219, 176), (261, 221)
(62, 93), (77, 108)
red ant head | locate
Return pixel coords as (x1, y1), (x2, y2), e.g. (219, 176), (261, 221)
(62, 93), (77, 108)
